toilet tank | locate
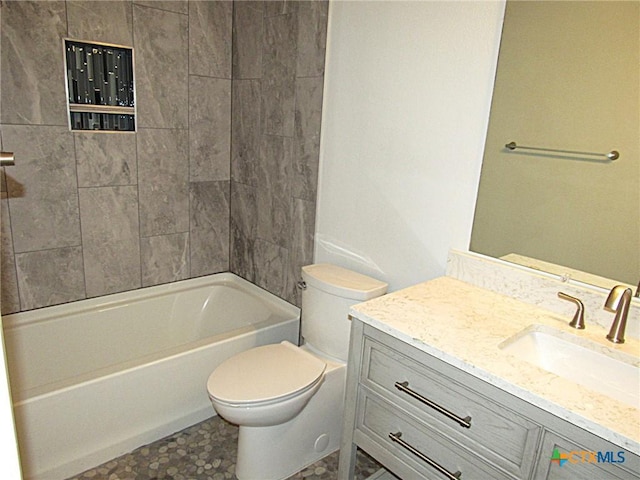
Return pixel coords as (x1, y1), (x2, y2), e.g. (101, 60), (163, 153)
(300, 264), (387, 361)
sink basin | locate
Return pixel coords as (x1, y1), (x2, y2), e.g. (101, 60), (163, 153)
(499, 325), (640, 408)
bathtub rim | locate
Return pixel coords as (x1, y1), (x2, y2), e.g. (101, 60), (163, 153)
(2, 272), (298, 330)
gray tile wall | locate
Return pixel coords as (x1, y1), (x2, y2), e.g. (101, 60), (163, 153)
(0, 0), (233, 313)
(0, 0), (327, 314)
(230, 1), (328, 305)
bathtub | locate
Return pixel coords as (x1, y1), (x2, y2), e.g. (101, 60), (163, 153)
(2, 273), (300, 480)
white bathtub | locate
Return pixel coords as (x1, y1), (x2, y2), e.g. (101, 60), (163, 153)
(2, 273), (300, 480)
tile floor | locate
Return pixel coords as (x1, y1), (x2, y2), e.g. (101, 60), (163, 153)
(66, 415), (382, 480)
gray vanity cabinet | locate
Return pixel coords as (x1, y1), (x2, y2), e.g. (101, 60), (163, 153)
(339, 319), (640, 480)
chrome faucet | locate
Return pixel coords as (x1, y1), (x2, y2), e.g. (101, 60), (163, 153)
(604, 285), (633, 344)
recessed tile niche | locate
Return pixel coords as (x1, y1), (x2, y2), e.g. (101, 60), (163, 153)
(64, 39), (136, 132)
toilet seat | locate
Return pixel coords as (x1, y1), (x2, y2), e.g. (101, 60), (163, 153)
(207, 341), (326, 407)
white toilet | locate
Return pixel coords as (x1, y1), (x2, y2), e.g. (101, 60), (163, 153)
(206, 263), (387, 480)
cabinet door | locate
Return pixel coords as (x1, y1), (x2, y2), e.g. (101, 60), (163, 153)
(534, 431), (639, 480)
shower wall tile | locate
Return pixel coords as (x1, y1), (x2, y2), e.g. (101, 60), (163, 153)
(137, 128), (189, 237)
(257, 135), (292, 248)
(261, 12), (297, 137)
(79, 186), (141, 297)
(75, 132), (137, 187)
(231, 80), (260, 186)
(230, 1), (328, 306)
(230, 226), (255, 283)
(134, 0), (188, 15)
(141, 232), (189, 287)
(0, 1), (68, 125)
(16, 246), (85, 310)
(189, 0), (232, 79)
(67, 0), (133, 46)
(286, 198), (316, 305)
(295, 1), (328, 77)
(264, 1), (297, 17)
(232, 1), (264, 79)
(189, 76), (231, 182)
(2, 125), (80, 253)
(133, 4), (188, 129)
(254, 238), (287, 298)
(0, 0), (328, 313)
(190, 181), (230, 277)
(230, 181), (258, 240)
(292, 136), (319, 202)
(230, 182), (257, 281)
(295, 76), (324, 140)
(1, 194), (20, 314)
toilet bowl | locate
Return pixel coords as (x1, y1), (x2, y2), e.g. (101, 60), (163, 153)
(207, 341), (326, 427)
(206, 264), (387, 480)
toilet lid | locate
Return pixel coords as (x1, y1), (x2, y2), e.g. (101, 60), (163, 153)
(207, 341), (326, 405)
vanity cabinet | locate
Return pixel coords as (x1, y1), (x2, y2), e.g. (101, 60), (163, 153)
(339, 319), (640, 480)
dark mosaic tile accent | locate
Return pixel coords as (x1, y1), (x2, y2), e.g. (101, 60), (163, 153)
(67, 415), (382, 480)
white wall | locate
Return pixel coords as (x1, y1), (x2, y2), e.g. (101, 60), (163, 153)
(315, 0), (505, 291)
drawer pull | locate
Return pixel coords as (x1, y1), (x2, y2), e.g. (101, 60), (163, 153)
(389, 431), (462, 480)
(394, 381), (472, 428)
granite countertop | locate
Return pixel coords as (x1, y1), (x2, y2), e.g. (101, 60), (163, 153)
(349, 276), (640, 455)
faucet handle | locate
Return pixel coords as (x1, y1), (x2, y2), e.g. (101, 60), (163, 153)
(558, 292), (585, 329)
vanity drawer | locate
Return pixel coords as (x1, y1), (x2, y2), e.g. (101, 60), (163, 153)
(355, 390), (514, 480)
(360, 330), (541, 479)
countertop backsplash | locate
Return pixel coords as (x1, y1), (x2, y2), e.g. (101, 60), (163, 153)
(447, 250), (640, 340)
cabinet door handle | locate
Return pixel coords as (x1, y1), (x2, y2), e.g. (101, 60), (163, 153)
(0, 152), (15, 166)
(389, 431), (462, 480)
(394, 381), (471, 428)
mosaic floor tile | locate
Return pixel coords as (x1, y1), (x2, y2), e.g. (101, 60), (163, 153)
(67, 415), (381, 480)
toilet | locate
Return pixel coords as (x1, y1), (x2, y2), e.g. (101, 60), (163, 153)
(206, 263), (387, 480)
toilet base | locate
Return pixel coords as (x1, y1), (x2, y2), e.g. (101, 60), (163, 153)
(235, 358), (346, 480)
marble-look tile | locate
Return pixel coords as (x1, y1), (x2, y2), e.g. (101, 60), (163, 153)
(15, 246), (85, 310)
(262, 12), (297, 137)
(296, 0), (328, 77)
(1, 193), (20, 314)
(2, 125), (81, 253)
(231, 80), (260, 186)
(190, 181), (230, 277)
(254, 238), (287, 299)
(79, 186), (141, 297)
(264, 0), (298, 17)
(230, 181), (257, 281)
(189, 0), (232, 79)
(137, 128), (189, 237)
(67, 0), (133, 46)
(295, 76), (324, 140)
(230, 181), (258, 239)
(75, 132), (137, 187)
(0, 1), (68, 125)
(141, 232), (189, 287)
(189, 76), (231, 182)
(133, 4), (188, 129)
(291, 136), (319, 202)
(257, 135), (292, 248)
(286, 198), (316, 306)
(232, 1), (263, 79)
(134, 0), (188, 15)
